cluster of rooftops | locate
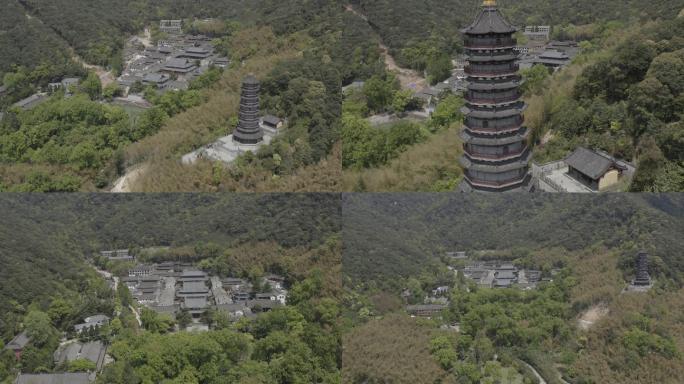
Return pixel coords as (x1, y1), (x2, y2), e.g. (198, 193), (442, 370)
(117, 21), (229, 94)
(405, 251), (547, 318)
(124, 261), (288, 323)
(6, 315), (111, 384)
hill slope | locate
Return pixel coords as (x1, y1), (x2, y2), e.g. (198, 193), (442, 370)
(0, 194), (341, 340)
(342, 194), (684, 285)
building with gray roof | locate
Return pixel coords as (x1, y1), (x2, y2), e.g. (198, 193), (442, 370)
(142, 73), (170, 88)
(178, 47), (212, 59)
(406, 304), (447, 317)
(100, 249), (133, 261)
(180, 270), (207, 280)
(495, 270), (517, 280)
(15, 372), (93, 384)
(12, 94), (48, 111)
(246, 299), (281, 312)
(178, 281), (209, 297)
(74, 315), (110, 333)
(564, 147), (628, 191)
(5, 331), (30, 359)
(162, 58), (197, 74)
(54, 341), (106, 371)
(183, 296), (208, 311)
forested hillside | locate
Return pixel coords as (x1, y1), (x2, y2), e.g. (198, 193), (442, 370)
(0, 194), (340, 337)
(0, 194), (342, 383)
(348, 0), (684, 71)
(532, 16), (684, 191)
(0, 0), (358, 191)
(342, 194), (684, 384)
(0, 0), (328, 77)
(342, 194), (684, 285)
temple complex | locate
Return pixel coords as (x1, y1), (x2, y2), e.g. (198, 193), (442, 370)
(459, 0), (531, 192)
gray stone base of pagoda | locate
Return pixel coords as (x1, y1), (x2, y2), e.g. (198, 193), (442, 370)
(232, 130), (264, 145)
(624, 280), (654, 293)
(181, 131), (279, 165)
(458, 173), (533, 193)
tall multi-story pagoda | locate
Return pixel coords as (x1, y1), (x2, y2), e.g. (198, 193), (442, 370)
(633, 251), (652, 286)
(459, 0), (531, 192)
(233, 75), (264, 145)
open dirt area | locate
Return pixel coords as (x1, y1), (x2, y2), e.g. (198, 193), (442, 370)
(344, 4), (426, 90)
(578, 304), (609, 330)
(110, 164), (148, 193)
(379, 43), (427, 90)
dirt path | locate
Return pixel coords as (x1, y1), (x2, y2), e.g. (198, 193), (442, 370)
(130, 305), (142, 327)
(139, 28), (152, 48)
(344, 4), (368, 21)
(578, 304), (609, 330)
(523, 362), (547, 384)
(16, 0), (115, 87)
(72, 53), (115, 87)
(379, 43), (427, 90)
(344, 4), (426, 90)
(111, 164), (147, 193)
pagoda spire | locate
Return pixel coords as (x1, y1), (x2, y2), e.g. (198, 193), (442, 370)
(233, 74), (264, 145)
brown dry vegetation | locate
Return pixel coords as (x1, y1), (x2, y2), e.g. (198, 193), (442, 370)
(342, 314), (455, 384)
(341, 125), (463, 191)
(220, 238), (342, 297)
(119, 27), (343, 192)
(568, 248), (625, 309)
(564, 248), (684, 384)
(528, 246), (684, 383)
(572, 288), (684, 383)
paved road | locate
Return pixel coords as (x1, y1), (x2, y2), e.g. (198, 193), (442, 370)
(130, 305), (142, 327)
(158, 277), (176, 306)
(523, 362), (547, 384)
(211, 276), (232, 305)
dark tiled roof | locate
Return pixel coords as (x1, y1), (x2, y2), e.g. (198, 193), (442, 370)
(246, 299), (280, 309)
(54, 341), (106, 370)
(6, 331), (30, 350)
(406, 304), (447, 312)
(261, 115), (282, 126)
(184, 296), (208, 309)
(164, 58), (195, 69)
(462, 7), (517, 35)
(565, 147), (616, 180)
(181, 270), (206, 278)
(180, 281), (209, 293)
(539, 50), (569, 60)
(13, 94), (48, 110)
(495, 270), (516, 279)
(15, 373), (92, 384)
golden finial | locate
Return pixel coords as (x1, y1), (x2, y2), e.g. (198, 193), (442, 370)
(483, 0), (496, 6)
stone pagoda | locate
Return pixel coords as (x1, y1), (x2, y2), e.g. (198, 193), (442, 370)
(233, 75), (264, 145)
(459, 0), (531, 192)
(633, 251), (652, 287)
(181, 74), (285, 165)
